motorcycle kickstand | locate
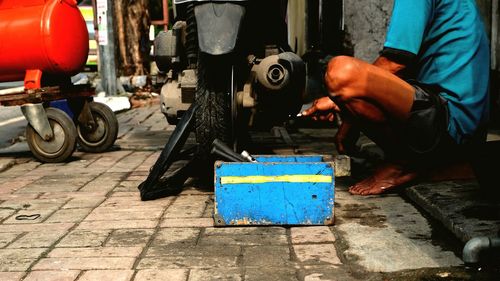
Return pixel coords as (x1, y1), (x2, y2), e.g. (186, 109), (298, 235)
(138, 102), (200, 201)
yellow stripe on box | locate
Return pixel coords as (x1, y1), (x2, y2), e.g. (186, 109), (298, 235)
(220, 175), (333, 184)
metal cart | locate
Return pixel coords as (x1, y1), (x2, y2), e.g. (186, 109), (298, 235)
(0, 84), (118, 163)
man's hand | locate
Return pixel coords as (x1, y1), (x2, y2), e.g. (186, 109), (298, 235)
(302, 97), (340, 122)
(334, 120), (359, 154)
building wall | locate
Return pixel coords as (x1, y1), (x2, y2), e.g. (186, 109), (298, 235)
(343, 0), (393, 62)
(343, 0), (498, 69)
(343, 0), (500, 111)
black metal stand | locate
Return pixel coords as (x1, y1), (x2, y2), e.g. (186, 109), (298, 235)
(138, 102), (199, 201)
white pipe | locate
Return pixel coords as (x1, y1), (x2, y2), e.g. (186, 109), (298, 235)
(0, 86), (25, 96)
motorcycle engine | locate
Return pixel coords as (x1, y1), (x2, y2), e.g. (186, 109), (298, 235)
(238, 52), (305, 127)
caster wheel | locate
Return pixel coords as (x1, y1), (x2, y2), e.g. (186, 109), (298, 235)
(26, 107), (77, 163)
(77, 102), (118, 153)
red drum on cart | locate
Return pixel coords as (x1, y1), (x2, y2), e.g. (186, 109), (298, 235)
(0, 0), (89, 83)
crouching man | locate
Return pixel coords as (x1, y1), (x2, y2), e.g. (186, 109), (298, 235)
(303, 0), (490, 195)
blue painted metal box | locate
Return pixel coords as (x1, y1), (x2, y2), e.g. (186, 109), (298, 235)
(214, 155), (335, 226)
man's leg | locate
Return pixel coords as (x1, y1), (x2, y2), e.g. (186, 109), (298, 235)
(324, 56), (417, 195)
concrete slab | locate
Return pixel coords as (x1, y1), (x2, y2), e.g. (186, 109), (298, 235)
(334, 184), (462, 272)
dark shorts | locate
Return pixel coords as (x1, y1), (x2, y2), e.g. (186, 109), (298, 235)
(402, 81), (454, 158)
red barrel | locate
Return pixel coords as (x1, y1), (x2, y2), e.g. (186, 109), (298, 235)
(0, 0), (89, 83)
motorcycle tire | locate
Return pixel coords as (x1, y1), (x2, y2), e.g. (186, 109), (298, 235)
(195, 54), (233, 164)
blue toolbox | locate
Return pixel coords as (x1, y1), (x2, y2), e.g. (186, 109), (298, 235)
(214, 155), (335, 226)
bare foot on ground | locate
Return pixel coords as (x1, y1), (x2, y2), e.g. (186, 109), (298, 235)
(348, 162), (418, 195)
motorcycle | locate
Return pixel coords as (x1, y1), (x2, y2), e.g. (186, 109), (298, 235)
(154, 0), (306, 158)
(139, 0), (346, 200)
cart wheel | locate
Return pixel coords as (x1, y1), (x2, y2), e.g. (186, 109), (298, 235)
(26, 108), (77, 163)
(77, 102), (118, 153)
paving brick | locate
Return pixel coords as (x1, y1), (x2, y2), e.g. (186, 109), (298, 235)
(88, 151), (133, 171)
(0, 248), (46, 271)
(0, 272), (24, 281)
(204, 227), (286, 236)
(23, 270), (80, 281)
(128, 171), (150, 177)
(188, 268), (242, 281)
(137, 256), (238, 269)
(48, 247), (143, 258)
(113, 180), (144, 193)
(146, 245), (241, 257)
(33, 257), (135, 270)
(242, 246), (291, 266)
(100, 196), (172, 208)
(62, 197), (105, 209)
(108, 192), (138, 197)
(163, 196), (210, 218)
(0, 259), (36, 272)
(126, 175), (146, 181)
(1, 162), (41, 176)
(8, 231), (66, 248)
(0, 209), (16, 221)
(38, 192), (107, 200)
(160, 218), (214, 228)
(57, 230), (112, 247)
(134, 269), (188, 281)
(244, 268), (298, 281)
(45, 208), (92, 223)
(84, 206), (164, 221)
(107, 152), (153, 173)
(76, 220), (158, 230)
(178, 187), (213, 196)
(16, 175), (95, 193)
(90, 172), (127, 182)
(0, 223), (74, 233)
(3, 209), (57, 225)
(298, 265), (355, 281)
(199, 234), (289, 246)
(290, 227), (336, 244)
(199, 230), (288, 246)
(79, 270), (134, 281)
(105, 229), (154, 247)
(293, 244), (342, 265)
(0, 194), (39, 201)
(0, 180), (34, 194)
(151, 228), (200, 247)
(24, 165), (66, 177)
(0, 198), (67, 210)
(133, 152), (161, 173)
(78, 181), (118, 193)
(0, 232), (21, 248)
(0, 158), (15, 173)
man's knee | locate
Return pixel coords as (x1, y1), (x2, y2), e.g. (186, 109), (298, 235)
(325, 56), (360, 100)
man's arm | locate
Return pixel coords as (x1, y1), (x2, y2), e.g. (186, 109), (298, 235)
(373, 55), (407, 75)
(328, 55), (407, 153)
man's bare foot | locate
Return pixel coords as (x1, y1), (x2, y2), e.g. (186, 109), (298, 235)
(348, 162), (418, 195)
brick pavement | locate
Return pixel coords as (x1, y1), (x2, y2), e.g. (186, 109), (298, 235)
(2, 104), (489, 280)
(0, 106), (349, 281)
